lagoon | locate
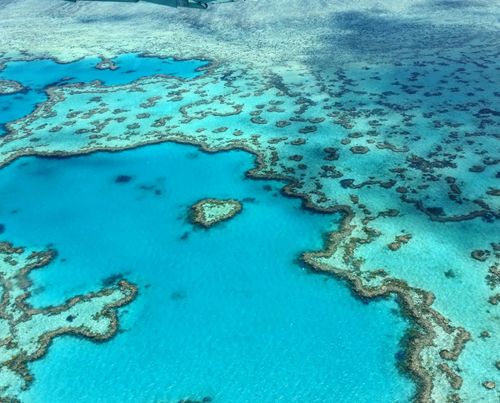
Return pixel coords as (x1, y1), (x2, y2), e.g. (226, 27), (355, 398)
(0, 142), (414, 402)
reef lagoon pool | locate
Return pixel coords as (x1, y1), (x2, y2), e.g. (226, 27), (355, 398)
(0, 142), (413, 402)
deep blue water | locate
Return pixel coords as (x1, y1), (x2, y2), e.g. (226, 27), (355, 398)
(0, 53), (207, 134)
(0, 143), (414, 402)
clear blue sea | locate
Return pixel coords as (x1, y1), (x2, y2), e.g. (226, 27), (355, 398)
(0, 55), (414, 402)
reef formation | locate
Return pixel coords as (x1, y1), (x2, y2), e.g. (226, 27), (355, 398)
(190, 198), (242, 228)
(1, 52), (498, 401)
(0, 0), (499, 401)
(0, 242), (137, 401)
(0, 79), (23, 95)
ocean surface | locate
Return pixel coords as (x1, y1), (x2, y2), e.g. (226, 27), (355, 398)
(0, 55), (415, 402)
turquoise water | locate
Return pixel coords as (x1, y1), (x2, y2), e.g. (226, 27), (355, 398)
(0, 143), (414, 402)
(0, 54), (207, 134)
(0, 54), (415, 402)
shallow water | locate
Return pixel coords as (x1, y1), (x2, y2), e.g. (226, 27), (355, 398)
(0, 142), (414, 402)
(0, 53), (207, 134)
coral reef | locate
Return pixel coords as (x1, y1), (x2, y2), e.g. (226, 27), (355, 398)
(190, 198), (242, 228)
(0, 79), (23, 95)
(0, 0), (498, 400)
(1, 54), (496, 400)
(0, 242), (137, 401)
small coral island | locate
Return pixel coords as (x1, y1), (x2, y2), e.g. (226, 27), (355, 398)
(0, 79), (24, 95)
(0, 241), (137, 401)
(190, 198), (242, 228)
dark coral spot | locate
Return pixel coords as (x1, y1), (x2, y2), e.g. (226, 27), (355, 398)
(444, 269), (456, 278)
(170, 290), (186, 301)
(427, 206), (445, 216)
(340, 179), (355, 188)
(102, 273), (124, 286)
(395, 350), (405, 362)
(115, 175), (133, 184)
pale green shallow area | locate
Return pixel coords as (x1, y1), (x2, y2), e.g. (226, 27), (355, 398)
(0, 0), (499, 402)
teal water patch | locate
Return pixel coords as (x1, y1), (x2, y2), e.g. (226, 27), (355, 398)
(0, 142), (414, 402)
(0, 54), (207, 134)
